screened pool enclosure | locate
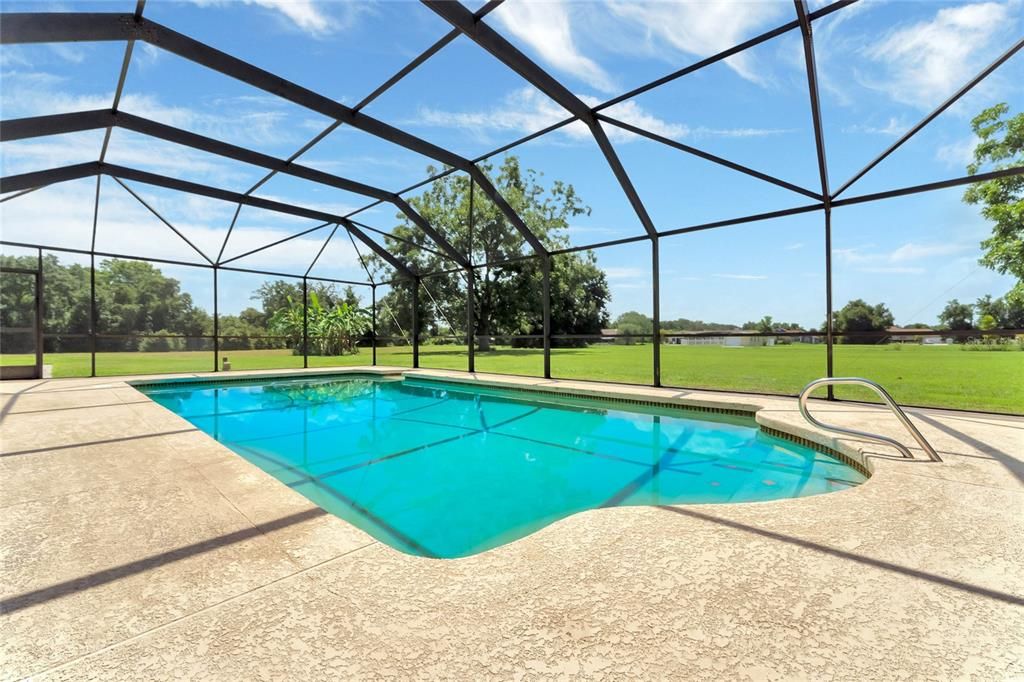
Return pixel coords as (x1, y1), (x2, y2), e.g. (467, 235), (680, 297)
(1, 1), (1022, 414)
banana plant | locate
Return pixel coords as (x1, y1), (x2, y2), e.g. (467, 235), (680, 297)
(269, 292), (371, 356)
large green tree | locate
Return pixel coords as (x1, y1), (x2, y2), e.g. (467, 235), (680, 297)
(938, 299), (974, 331)
(963, 103), (1023, 316)
(830, 299), (894, 343)
(370, 156), (610, 350)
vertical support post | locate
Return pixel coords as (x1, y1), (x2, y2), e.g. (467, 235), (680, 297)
(90, 253), (97, 378)
(35, 248), (43, 379)
(824, 207), (834, 400)
(466, 268), (475, 373)
(542, 255), (551, 379)
(467, 175), (475, 374)
(89, 174), (100, 378)
(302, 277), (309, 369)
(412, 277), (420, 369)
(652, 236), (661, 387)
(371, 284), (377, 366)
(213, 266), (219, 372)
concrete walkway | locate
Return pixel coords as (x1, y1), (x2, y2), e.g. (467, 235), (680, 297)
(1, 368), (1021, 680)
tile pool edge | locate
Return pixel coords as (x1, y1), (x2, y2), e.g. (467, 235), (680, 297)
(404, 371), (874, 479)
(128, 367), (403, 390)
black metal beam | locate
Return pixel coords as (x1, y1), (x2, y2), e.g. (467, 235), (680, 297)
(597, 114), (823, 201)
(424, 1), (590, 121)
(97, 163), (417, 277)
(425, 0), (658, 239)
(0, 109), (470, 268)
(1, 11), (537, 258)
(219, 221), (332, 266)
(795, 0), (830, 201)
(590, 120), (658, 238)
(795, 0), (834, 396)
(0, 159), (411, 277)
(0, 162), (101, 193)
(467, 166), (549, 255)
(111, 176), (214, 264)
(832, 34), (1024, 199)
(305, 224), (339, 278)
(831, 165), (1024, 207)
(659, 203), (824, 238)
(1, 109), (111, 139)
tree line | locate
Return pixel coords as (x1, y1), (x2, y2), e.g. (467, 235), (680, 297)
(0, 254), (369, 355)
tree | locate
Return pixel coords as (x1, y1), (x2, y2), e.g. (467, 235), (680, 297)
(368, 156), (610, 350)
(613, 311), (653, 335)
(963, 103), (1024, 323)
(938, 299), (975, 331)
(978, 314), (998, 332)
(1004, 287), (1024, 328)
(974, 294), (1006, 325)
(830, 299), (894, 342)
(1, 254), (92, 350)
(269, 291), (371, 356)
(963, 103), (1024, 283)
(253, 280), (356, 328)
(755, 315), (774, 334)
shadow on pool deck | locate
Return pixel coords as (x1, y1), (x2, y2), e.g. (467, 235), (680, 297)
(911, 412), (1024, 486)
(657, 505), (1024, 607)
(4, 498), (1022, 618)
(0, 507), (332, 615)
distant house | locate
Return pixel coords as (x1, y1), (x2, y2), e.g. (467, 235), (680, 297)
(665, 330), (775, 347)
(886, 326), (945, 344)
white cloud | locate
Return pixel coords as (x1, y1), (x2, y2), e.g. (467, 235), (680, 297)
(189, 0), (349, 37)
(841, 117), (908, 136)
(863, 1), (1016, 107)
(835, 240), (975, 274)
(48, 44), (86, 65)
(857, 265), (926, 274)
(606, 0), (789, 85)
(416, 88), (579, 141)
(784, 242), (804, 251)
(890, 242), (972, 262)
(604, 266), (648, 280)
(935, 137), (977, 170)
(414, 87), (791, 146)
(493, 0), (616, 93)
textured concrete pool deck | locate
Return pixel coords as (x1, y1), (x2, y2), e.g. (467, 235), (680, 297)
(1, 367), (1021, 680)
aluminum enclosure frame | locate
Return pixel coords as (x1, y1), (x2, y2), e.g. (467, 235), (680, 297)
(1, 0), (1023, 407)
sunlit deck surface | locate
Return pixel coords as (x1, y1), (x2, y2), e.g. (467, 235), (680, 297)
(1, 368), (1022, 680)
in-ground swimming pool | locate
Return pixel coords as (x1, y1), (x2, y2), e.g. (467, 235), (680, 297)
(138, 374), (867, 558)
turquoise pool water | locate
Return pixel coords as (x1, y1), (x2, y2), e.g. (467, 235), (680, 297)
(139, 375), (867, 558)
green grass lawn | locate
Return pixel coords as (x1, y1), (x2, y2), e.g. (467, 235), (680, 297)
(3, 343), (1021, 413)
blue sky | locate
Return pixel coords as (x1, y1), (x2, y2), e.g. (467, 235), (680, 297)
(1, 0), (1021, 328)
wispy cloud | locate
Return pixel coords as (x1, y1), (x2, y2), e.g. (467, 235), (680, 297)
(841, 117), (909, 136)
(862, 1), (1016, 107)
(784, 242), (805, 251)
(935, 137), (976, 170)
(188, 0), (361, 38)
(604, 266), (648, 280)
(493, 0), (616, 93)
(414, 87), (793, 146)
(605, 0), (789, 86)
(835, 240), (975, 274)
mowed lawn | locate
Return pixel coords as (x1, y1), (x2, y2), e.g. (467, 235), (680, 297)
(3, 343), (1021, 413)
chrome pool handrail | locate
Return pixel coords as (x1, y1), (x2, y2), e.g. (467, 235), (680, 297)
(798, 377), (942, 462)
